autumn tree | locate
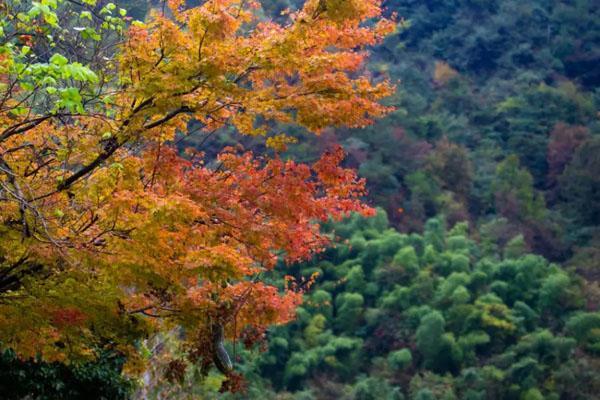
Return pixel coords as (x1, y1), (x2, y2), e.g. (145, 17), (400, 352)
(0, 0), (395, 388)
(558, 137), (600, 227)
(546, 123), (588, 195)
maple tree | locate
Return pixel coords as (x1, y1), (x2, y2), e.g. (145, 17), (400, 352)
(0, 0), (394, 388)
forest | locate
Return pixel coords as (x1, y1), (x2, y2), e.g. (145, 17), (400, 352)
(0, 0), (598, 399)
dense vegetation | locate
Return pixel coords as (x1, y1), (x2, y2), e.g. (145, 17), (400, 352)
(196, 0), (600, 398)
(280, 0), (600, 262)
(0, 0), (598, 398)
(221, 212), (600, 399)
(186, 0), (600, 272)
(0, 0), (391, 397)
(0, 350), (132, 400)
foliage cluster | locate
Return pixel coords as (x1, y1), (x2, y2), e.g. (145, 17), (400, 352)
(0, 0), (599, 398)
(0, 0), (394, 396)
(241, 0), (600, 267)
(217, 212), (600, 400)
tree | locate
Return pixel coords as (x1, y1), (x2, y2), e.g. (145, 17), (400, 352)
(233, 212), (598, 399)
(492, 155), (545, 223)
(335, 292), (365, 333)
(0, 349), (134, 400)
(388, 348), (412, 371)
(546, 123), (588, 193)
(558, 137), (600, 226)
(416, 311), (460, 373)
(0, 0), (395, 387)
(353, 376), (404, 400)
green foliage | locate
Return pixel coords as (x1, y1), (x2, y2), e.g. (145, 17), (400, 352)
(353, 377), (404, 400)
(0, 350), (134, 400)
(566, 312), (600, 354)
(388, 349), (412, 371)
(558, 137), (600, 226)
(335, 293), (365, 333)
(239, 213), (598, 399)
(492, 155), (546, 222)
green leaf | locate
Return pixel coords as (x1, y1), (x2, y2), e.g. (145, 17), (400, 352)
(62, 63), (99, 83)
(49, 53), (69, 66)
(10, 106), (28, 116)
(56, 148), (69, 161)
(41, 76), (57, 86)
(17, 13), (31, 23)
(21, 82), (35, 91)
(110, 162), (124, 171)
(81, 27), (102, 41)
(29, 2), (60, 27)
(59, 87), (84, 113)
(41, 0), (58, 9)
